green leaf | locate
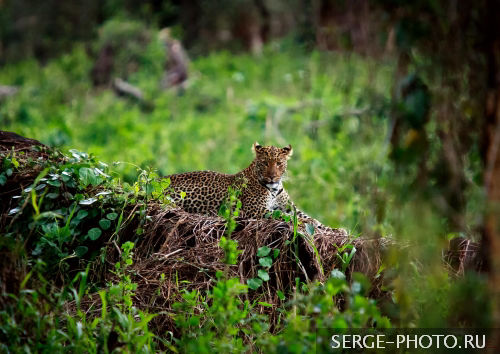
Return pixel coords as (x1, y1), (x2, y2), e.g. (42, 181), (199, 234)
(273, 249), (280, 259)
(330, 269), (346, 280)
(35, 183), (47, 191)
(305, 223), (315, 236)
(259, 256), (273, 268)
(257, 246), (271, 257)
(0, 173), (6, 186)
(247, 278), (263, 290)
(99, 219), (111, 230)
(8, 207), (20, 215)
(107, 212), (118, 220)
(151, 180), (161, 193)
(277, 290), (285, 301)
(76, 210), (88, 220)
(11, 157), (19, 168)
(161, 178), (171, 189)
(79, 167), (103, 187)
(257, 302), (273, 307)
(47, 180), (61, 187)
(75, 246), (88, 257)
(87, 228), (102, 240)
(79, 198), (97, 206)
(258, 269), (270, 281)
(78, 167), (92, 187)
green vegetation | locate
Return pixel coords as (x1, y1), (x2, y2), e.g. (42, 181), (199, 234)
(0, 33), (397, 233)
(0, 17), (492, 353)
(0, 147), (390, 352)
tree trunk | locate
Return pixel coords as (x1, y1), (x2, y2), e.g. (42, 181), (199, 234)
(483, 0), (500, 345)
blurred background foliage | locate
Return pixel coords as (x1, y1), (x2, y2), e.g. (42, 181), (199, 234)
(1, 0), (499, 335)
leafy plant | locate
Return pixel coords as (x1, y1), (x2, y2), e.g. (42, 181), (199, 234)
(0, 153), (20, 185)
(336, 243), (357, 273)
(0, 256), (157, 353)
(219, 184), (245, 265)
(247, 246), (280, 290)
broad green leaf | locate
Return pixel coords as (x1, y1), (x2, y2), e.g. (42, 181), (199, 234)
(161, 178), (171, 189)
(79, 167), (103, 187)
(305, 223), (315, 236)
(247, 278), (263, 290)
(257, 246), (271, 257)
(258, 269), (270, 281)
(99, 219), (111, 230)
(87, 227), (102, 240)
(259, 256), (273, 268)
(75, 246), (88, 257)
(76, 210), (88, 220)
(151, 180), (161, 193)
(107, 212), (118, 220)
(47, 180), (61, 187)
(330, 269), (346, 280)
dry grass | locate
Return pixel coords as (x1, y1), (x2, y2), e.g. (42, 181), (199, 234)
(98, 203), (390, 333)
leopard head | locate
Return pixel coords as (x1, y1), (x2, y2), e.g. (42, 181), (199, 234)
(252, 142), (293, 191)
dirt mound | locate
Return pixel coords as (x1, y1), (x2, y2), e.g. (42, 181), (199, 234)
(124, 204), (389, 331)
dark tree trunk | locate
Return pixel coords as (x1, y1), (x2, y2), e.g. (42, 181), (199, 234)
(483, 0), (500, 343)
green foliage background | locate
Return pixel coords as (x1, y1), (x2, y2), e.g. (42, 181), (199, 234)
(0, 33), (398, 235)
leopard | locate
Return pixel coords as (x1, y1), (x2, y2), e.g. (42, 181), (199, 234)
(164, 142), (346, 235)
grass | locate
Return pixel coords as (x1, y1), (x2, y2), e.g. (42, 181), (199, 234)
(0, 39), (395, 235)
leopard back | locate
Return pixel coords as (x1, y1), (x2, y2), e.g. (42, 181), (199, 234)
(165, 142), (293, 218)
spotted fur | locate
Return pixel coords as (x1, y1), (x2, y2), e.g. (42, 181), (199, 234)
(165, 142), (340, 232)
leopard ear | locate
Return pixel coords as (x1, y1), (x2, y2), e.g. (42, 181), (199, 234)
(282, 144), (293, 158)
(252, 141), (263, 154)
